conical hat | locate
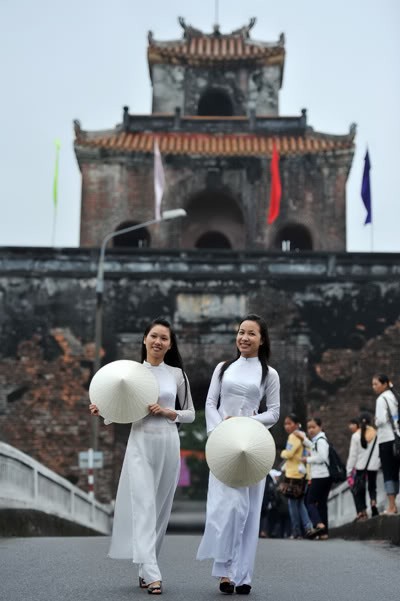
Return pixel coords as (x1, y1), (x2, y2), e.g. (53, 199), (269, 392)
(89, 360), (159, 424)
(205, 417), (276, 488)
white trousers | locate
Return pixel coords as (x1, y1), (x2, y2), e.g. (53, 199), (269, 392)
(197, 474), (265, 586)
(108, 421), (180, 583)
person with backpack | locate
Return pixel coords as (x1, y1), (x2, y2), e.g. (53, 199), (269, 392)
(294, 417), (332, 539)
(373, 374), (400, 515)
(279, 413), (316, 539)
(346, 412), (380, 520)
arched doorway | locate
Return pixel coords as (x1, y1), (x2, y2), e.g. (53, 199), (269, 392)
(195, 231), (232, 249)
(182, 189), (245, 249)
(113, 222), (151, 248)
(198, 89), (234, 116)
(275, 224), (313, 251)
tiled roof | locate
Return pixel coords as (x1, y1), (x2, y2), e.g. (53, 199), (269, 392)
(148, 35), (285, 67)
(75, 131), (354, 158)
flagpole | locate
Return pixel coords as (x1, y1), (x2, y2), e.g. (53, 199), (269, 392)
(51, 208), (57, 247)
(52, 139), (61, 247)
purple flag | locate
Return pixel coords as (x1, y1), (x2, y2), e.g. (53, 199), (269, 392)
(361, 150), (372, 225)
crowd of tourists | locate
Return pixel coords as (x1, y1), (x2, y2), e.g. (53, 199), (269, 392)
(259, 374), (400, 542)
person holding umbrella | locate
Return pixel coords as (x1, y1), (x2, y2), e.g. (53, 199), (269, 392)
(197, 314), (280, 595)
(89, 317), (195, 595)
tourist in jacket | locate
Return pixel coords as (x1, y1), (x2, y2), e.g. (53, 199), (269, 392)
(373, 373), (400, 515)
(295, 417), (331, 539)
(346, 412), (380, 520)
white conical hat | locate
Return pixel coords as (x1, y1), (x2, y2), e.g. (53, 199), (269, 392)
(205, 417), (276, 488)
(89, 360), (159, 424)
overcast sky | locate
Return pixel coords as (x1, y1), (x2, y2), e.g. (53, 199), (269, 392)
(0, 0), (399, 251)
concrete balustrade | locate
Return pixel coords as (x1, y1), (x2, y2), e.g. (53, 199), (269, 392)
(328, 471), (388, 527)
(0, 442), (112, 534)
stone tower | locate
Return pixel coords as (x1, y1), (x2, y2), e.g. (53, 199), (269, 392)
(75, 18), (355, 251)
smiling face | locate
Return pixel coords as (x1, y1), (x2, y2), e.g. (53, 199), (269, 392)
(236, 320), (263, 358)
(143, 324), (172, 365)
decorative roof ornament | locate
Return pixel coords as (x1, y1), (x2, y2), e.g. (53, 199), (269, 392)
(177, 16), (257, 40)
(230, 17), (257, 39)
(178, 16), (204, 39)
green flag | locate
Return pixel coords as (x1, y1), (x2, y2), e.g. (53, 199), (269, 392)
(53, 139), (61, 208)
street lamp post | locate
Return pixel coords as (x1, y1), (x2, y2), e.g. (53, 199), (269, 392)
(89, 209), (186, 495)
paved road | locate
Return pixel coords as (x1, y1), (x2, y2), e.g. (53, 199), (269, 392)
(1, 535), (400, 601)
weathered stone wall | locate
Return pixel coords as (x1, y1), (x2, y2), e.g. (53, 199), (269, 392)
(79, 151), (351, 251)
(151, 64), (280, 116)
(1, 248), (399, 500)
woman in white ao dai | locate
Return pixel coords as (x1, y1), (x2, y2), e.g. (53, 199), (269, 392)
(197, 314), (280, 595)
(90, 318), (195, 595)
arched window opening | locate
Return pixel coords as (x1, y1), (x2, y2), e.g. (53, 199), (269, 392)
(195, 231), (232, 249)
(181, 189), (245, 249)
(198, 89), (233, 116)
(113, 222), (151, 248)
(276, 224), (313, 252)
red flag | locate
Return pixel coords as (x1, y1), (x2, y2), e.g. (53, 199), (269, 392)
(267, 141), (282, 224)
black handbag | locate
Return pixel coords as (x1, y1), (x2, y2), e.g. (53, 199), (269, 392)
(278, 476), (306, 499)
(383, 397), (400, 460)
(351, 435), (377, 496)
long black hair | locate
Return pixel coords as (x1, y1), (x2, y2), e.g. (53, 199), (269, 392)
(373, 373), (400, 400)
(373, 373), (400, 428)
(359, 412), (373, 449)
(218, 314), (271, 386)
(141, 317), (188, 409)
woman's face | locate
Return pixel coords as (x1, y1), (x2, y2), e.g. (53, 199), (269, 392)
(236, 320), (263, 358)
(143, 325), (172, 364)
(284, 417), (297, 434)
(307, 419), (321, 438)
(372, 377), (388, 395)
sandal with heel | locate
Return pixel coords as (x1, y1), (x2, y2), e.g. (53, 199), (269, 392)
(147, 582), (162, 595)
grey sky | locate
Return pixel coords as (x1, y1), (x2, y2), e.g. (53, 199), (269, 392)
(0, 0), (399, 251)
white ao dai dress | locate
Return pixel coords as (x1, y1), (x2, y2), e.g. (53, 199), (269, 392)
(197, 356), (280, 586)
(108, 361), (195, 584)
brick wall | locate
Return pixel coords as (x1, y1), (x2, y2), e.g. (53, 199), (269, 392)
(1, 249), (399, 500)
(79, 152), (350, 251)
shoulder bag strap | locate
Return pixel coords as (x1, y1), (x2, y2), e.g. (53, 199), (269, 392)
(363, 435), (377, 473)
(315, 437), (330, 469)
(383, 396), (398, 435)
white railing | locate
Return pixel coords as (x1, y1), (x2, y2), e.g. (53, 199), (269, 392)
(0, 442), (112, 534)
(328, 471), (388, 528)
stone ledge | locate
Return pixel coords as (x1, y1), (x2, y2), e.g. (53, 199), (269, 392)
(330, 515), (400, 546)
(0, 509), (104, 538)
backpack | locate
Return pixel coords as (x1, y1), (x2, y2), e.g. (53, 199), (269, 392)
(316, 437), (346, 484)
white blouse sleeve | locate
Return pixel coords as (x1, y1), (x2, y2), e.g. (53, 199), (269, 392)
(205, 363), (224, 434)
(375, 395), (388, 428)
(173, 371), (195, 424)
(307, 436), (329, 464)
(251, 368), (280, 429)
(346, 432), (359, 475)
